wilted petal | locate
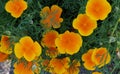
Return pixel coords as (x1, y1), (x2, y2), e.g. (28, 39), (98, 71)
(51, 5), (62, 18)
(92, 47), (111, 67)
(40, 5), (63, 28)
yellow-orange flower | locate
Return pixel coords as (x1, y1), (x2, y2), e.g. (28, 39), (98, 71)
(0, 35), (12, 54)
(0, 52), (8, 62)
(73, 14), (97, 36)
(5, 0), (27, 18)
(66, 60), (80, 74)
(40, 5), (63, 28)
(14, 36), (42, 61)
(82, 49), (96, 70)
(92, 47), (111, 67)
(49, 57), (70, 74)
(86, 0), (111, 20)
(92, 72), (102, 74)
(14, 62), (34, 74)
(41, 30), (59, 48)
(55, 31), (82, 55)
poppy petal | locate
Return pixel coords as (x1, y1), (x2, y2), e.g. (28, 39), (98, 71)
(20, 36), (34, 47)
(33, 41), (42, 56)
(14, 43), (23, 59)
(24, 49), (36, 61)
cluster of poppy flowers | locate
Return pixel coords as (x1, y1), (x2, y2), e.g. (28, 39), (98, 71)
(82, 47), (111, 70)
(42, 57), (80, 74)
(73, 0), (111, 36)
(0, 0), (112, 74)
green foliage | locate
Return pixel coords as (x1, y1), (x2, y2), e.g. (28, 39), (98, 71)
(0, 0), (120, 74)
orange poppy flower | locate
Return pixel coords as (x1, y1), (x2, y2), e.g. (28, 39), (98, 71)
(14, 36), (42, 61)
(55, 31), (82, 55)
(92, 47), (111, 67)
(86, 0), (111, 20)
(92, 72), (102, 74)
(66, 60), (80, 74)
(73, 14), (97, 36)
(40, 5), (63, 28)
(5, 0), (27, 18)
(0, 35), (12, 54)
(14, 62), (34, 74)
(41, 30), (59, 48)
(0, 52), (8, 62)
(49, 57), (70, 74)
(82, 49), (96, 70)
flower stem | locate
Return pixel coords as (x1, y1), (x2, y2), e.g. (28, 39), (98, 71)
(111, 19), (119, 36)
(111, 61), (120, 74)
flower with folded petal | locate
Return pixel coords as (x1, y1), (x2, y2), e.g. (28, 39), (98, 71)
(40, 5), (63, 28)
(92, 47), (111, 67)
(49, 57), (70, 74)
(14, 36), (42, 61)
(55, 31), (82, 55)
(73, 14), (97, 36)
(92, 72), (102, 74)
(86, 0), (111, 20)
(14, 62), (34, 74)
(41, 30), (59, 48)
(0, 35), (12, 54)
(5, 0), (27, 18)
(82, 49), (96, 70)
(82, 47), (111, 70)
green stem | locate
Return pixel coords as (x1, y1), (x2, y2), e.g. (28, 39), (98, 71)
(111, 19), (119, 36)
(38, 1), (42, 10)
(111, 61), (120, 74)
(11, 18), (17, 26)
